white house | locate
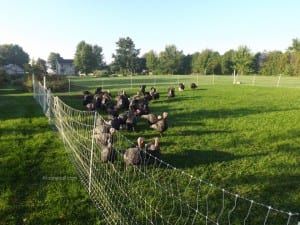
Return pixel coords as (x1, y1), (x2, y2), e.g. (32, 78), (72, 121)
(2, 64), (25, 75)
(56, 59), (75, 75)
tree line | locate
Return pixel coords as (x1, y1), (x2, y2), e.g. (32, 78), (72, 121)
(1, 38), (300, 76)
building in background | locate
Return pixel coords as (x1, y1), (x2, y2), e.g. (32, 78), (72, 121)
(56, 59), (75, 75)
(2, 64), (25, 75)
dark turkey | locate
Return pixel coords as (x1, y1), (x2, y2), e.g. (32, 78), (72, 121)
(145, 137), (160, 163)
(124, 137), (144, 167)
(150, 112), (168, 137)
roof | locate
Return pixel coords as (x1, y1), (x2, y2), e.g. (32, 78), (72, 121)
(57, 59), (73, 64)
(3, 64), (25, 74)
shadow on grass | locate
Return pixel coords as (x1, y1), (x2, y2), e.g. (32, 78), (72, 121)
(162, 149), (268, 169)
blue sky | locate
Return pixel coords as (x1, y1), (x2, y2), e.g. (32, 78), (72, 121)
(1, 0), (300, 63)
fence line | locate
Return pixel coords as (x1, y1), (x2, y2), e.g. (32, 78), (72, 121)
(33, 75), (300, 225)
(67, 74), (300, 94)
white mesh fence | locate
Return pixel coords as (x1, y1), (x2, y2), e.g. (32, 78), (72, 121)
(33, 76), (300, 225)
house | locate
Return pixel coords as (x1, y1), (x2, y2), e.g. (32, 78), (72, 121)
(56, 59), (75, 75)
(2, 64), (25, 75)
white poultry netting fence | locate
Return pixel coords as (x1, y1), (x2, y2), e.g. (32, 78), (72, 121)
(33, 76), (299, 225)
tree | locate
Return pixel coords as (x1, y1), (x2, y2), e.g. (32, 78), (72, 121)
(158, 45), (184, 74)
(288, 38), (300, 52)
(47, 52), (62, 71)
(221, 50), (235, 75)
(232, 46), (253, 75)
(74, 41), (99, 75)
(0, 44), (29, 67)
(92, 45), (105, 70)
(191, 49), (221, 75)
(31, 58), (47, 78)
(259, 51), (289, 75)
(144, 50), (158, 74)
(112, 37), (140, 75)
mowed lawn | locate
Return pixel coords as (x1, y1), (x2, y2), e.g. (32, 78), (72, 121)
(1, 75), (300, 224)
(0, 86), (102, 224)
(62, 75), (300, 216)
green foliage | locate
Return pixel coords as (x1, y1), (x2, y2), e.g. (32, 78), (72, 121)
(158, 44), (184, 74)
(112, 37), (140, 75)
(46, 75), (69, 92)
(0, 69), (9, 85)
(0, 44), (29, 67)
(93, 69), (111, 77)
(74, 41), (105, 75)
(47, 52), (62, 71)
(232, 45), (253, 75)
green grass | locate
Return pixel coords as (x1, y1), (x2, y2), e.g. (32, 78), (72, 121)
(0, 86), (103, 224)
(2, 74), (300, 224)
(62, 75), (300, 216)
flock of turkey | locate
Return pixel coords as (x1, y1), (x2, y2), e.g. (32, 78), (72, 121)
(83, 82), (198, 167)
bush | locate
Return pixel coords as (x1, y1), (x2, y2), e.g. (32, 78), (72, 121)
(45, 75), (69, 92)
(94, 69), (111, 77)
(22, 74), (69, 92)
(0, 69), (9, 85)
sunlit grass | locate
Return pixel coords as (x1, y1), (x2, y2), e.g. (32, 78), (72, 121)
(62, 76), (300, 215)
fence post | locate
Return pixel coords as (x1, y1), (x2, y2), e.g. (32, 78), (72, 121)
(68, 78), (70, 95)
(276, 74), (282, 87)
(43, 76), (47, 113)
(88, 111), (98, 195)
(32, 73), (35, 99)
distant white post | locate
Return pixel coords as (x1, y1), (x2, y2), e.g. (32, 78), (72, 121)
(233, 70), (236, 84)
(276, 74), (282, 87)
(43, 75), (47, 113)
(32, 73), (35, 98)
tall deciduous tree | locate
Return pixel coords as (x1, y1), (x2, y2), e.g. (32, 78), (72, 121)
(158, 45), (184, 74)
(112, 37), (140, 75)
(74, 41), (104, 75)
(47, 52), (62, 71)
(192, 49), (221, 75)
(144, 50), (158, 74)
(288, 38), (300, 52)
(221, 50), (235, 74)
(31, 58), (47, 77)
(0, 44), (29, 67)
(232, 46), (253, 75)
(92, 45), (105, 69)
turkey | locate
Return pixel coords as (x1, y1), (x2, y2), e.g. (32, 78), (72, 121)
(178, 83), (185, 91)
(124, 137), (144, 167)
(150, 112), (168, 137)
(168, 88), (175, 98)
(94, 127), (115, 145)
(100, 142), (117, 163)
(145, 137), (160, 164)
(141, 113), (162, 126)
(190, 83), (197, 89)
(126, 110), (138, 131)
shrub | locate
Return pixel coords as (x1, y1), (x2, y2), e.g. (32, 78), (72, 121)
(94, 69), (111, 77)
(0, 69), (9, 85)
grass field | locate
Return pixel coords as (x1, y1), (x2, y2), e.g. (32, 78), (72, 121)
(0, 86), (103, 224)
(62, 75), (300, 216)
(1, 74), (300, 224)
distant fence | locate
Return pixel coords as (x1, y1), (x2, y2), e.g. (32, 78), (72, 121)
(66, 74), (300, 94)
(33, 75), (300, 225)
